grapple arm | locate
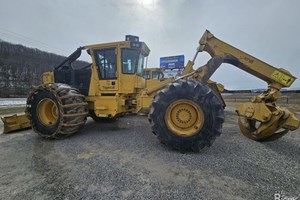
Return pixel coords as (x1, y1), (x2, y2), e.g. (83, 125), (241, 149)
(187, 30), (300, 140)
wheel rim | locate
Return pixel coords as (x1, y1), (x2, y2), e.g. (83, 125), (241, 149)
(37, 98), (58, 126)
(165, 99), (204, 137)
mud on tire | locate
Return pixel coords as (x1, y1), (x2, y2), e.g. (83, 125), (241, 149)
(26, 83), (88, 138)
(148, 80), (225, 152)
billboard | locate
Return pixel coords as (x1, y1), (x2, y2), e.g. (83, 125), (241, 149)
(160, 55), (184, 70)
(163, 69), (182, 78)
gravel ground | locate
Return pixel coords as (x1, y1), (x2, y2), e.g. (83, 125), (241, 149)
(0, 108), (299, 200)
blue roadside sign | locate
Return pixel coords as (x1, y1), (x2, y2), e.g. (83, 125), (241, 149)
(160, 55), (185, 70)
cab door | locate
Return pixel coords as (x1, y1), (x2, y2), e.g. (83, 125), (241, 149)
(93, 48), (119, 91)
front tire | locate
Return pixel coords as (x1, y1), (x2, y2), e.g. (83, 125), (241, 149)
(26, 83), (88, 138)
(148, 80), (224, 152)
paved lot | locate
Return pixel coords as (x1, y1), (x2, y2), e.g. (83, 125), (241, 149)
(0, 108), (299, 200)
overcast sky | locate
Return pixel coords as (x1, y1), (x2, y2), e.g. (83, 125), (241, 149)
(0, 0), (299, 89)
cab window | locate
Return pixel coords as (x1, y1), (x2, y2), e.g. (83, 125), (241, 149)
(143, 70), (150, 80)
(122, 49), (137, 74)
(152, 71), (164, 80)
(136, 54), (145, 76)
(94, 48), (117, 79)
(122, 48), (145, 76)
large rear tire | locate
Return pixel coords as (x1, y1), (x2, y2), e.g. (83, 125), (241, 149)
(26, 83), (88, 138)
(148, 80), (224, 152)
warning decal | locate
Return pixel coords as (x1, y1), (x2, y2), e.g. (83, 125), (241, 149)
(271, 70), (294, 86)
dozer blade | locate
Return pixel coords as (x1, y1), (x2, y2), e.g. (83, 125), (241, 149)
(1, 114), (31, 134)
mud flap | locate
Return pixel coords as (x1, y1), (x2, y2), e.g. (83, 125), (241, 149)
(1, 114), (31, 134)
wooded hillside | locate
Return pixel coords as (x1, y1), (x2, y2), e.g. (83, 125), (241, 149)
(0, 40), (87, 97)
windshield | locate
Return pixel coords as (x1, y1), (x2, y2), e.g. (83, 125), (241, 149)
(122, 48), (145, 76)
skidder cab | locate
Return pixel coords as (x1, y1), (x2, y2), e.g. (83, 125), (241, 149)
(27, 35), (150, 138)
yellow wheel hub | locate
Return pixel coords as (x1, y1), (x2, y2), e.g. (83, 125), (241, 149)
(37, 98), (58, 126)
(165, 99), (204, 137)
